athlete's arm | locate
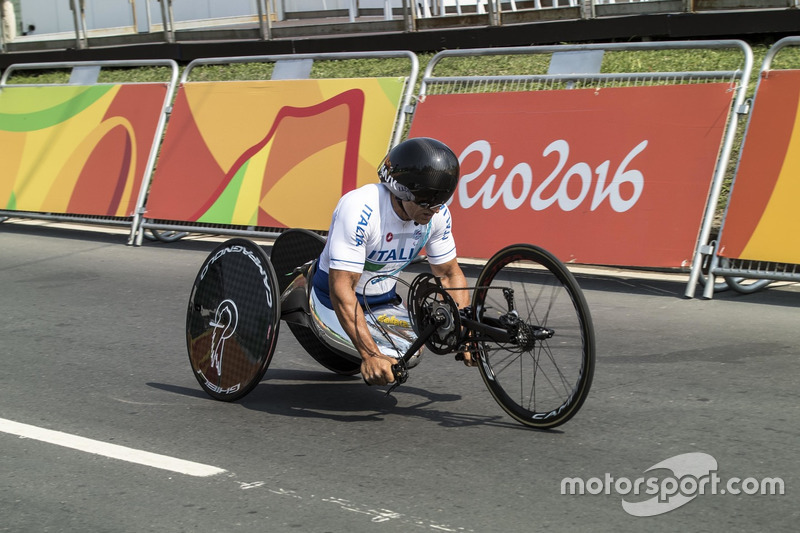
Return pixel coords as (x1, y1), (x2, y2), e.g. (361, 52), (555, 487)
(328, 268), (398, 385)
(430, 257), (476, 366)
(430, 257), (469, 307)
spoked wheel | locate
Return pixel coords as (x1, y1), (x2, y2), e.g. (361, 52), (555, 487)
(186, 238), (281, 401)
(472, 244), (595, 429)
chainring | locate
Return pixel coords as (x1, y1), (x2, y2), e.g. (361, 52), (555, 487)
(408, 273), (461, 354)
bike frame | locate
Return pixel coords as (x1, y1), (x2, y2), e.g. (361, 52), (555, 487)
(388, 283), (554, 388)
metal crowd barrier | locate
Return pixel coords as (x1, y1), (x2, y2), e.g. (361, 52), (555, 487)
(133, 50), (419, 245)
(407, 41), (752, 267)
(0, 59), (179, 234)
(689, 36), (800, 298)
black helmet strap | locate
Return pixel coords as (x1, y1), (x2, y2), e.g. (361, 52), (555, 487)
(391, 193), (413, 222)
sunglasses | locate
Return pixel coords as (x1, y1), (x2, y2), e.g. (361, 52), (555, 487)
(413, 200), (444, 210)
(411, 193), (447, 210)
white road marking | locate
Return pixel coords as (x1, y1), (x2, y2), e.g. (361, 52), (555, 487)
(323, 497), (402, 523)
(0, 417), (226, 477)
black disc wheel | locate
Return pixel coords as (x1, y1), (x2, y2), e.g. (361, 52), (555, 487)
(472, 244), (595, 429)
(186, 238), (281, 401)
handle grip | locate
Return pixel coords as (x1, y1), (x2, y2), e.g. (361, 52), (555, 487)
(392, 362), (409, 385)
(362, 361), (409, 388)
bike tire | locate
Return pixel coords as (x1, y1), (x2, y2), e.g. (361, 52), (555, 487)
(186, 238), (281, 402)
(472, 244), (595, 429)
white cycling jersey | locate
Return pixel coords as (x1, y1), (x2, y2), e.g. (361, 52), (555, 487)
(315, 183), (457, 303)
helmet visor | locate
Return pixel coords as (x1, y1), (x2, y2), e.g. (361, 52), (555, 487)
(411, 189), (452, 209)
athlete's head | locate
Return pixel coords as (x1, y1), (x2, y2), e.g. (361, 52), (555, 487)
(378, 137), (460, 209)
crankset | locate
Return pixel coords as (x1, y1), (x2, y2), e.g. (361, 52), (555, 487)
(407, 273), (461, 354)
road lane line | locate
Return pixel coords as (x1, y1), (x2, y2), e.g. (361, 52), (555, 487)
(0, 417), (226, 477)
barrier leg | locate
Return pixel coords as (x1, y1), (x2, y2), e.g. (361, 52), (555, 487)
(702, 248), (721, 300)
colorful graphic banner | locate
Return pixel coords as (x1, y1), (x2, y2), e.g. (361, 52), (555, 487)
(144, 78), (406, 230)
(409, 84), (734, 266)
(718, 70), (800, 265)
(0, 84), (169, 217)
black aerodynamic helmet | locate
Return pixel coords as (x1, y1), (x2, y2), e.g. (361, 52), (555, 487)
(378, 137), (460, 207)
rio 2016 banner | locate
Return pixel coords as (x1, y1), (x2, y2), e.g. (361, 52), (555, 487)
(144, 78), (406, 230)
(408, 84), (734, 266)
(718, 70), (800, 265)
(0, 84), (168, 217)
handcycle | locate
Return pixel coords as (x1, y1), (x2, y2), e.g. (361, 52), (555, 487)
(186, 229), (595, 429)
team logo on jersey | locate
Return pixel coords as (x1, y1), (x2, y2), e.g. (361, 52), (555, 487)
(354, 204), (373, 246)
(386, 232), (393, 242)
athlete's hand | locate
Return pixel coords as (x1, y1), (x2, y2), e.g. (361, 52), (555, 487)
(361, 353), (397, 386)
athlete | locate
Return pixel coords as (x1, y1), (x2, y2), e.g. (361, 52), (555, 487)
(310, 137), (474, 386)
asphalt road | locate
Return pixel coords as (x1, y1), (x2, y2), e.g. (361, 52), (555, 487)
(1, 221), (797, 533)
